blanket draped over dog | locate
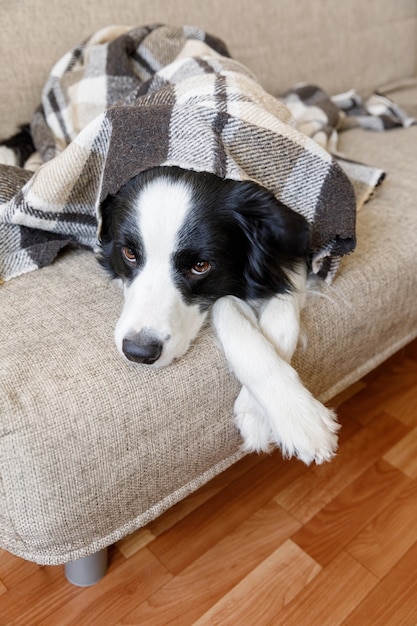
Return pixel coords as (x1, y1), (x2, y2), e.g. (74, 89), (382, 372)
(2, 24), (409, 284)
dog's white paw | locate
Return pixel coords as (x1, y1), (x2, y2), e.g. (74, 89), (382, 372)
(234, 387), (272, 453)
(267, 393), (340, 465)
(235, 380), (339, 465)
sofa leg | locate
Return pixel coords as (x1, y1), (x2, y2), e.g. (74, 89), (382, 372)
(65, 547), (108, 586)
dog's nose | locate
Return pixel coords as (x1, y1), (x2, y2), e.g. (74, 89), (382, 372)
(122, 334), (163, 364)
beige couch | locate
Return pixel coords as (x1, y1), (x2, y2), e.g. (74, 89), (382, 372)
(1, 0), (417, 585)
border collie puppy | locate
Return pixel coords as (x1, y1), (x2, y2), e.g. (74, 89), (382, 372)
(99, 166), (339, 465)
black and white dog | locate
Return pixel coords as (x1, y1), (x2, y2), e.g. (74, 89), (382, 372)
(98, 165), (339, 464)
(1, 133), (339, 465)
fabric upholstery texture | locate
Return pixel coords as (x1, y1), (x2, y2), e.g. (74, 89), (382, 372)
(0, 0), (416, 564)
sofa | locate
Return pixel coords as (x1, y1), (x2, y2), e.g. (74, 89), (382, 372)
(1, 0), (416, 586)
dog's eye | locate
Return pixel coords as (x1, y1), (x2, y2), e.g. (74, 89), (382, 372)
(191, 260), (212, 276)
(121, 246), (137, 265)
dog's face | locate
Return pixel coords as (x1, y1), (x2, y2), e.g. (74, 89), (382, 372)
(99, 167), (310, 367)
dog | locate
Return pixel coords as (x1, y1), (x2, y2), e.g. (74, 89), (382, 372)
(97, 165), (339, 465)
(0, 25), (342, 465)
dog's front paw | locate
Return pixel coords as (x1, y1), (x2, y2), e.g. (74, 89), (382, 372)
(269, 394), (340, 465)
(234, 381), (340, 465)
(307, 404), (340, 464)
(234, 387), (272, 453)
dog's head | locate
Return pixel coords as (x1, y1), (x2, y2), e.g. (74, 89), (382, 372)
(98, 166), (310, 367)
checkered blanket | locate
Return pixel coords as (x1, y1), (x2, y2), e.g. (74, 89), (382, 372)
(0, 24), (360, 283)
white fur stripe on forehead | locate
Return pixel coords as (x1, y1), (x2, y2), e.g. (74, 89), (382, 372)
(135, 177), (193, 255)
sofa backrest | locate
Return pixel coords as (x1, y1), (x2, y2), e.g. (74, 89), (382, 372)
(0, 0), (416, 137)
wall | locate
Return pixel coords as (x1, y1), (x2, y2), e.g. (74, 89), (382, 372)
(0, 0), (416, 136)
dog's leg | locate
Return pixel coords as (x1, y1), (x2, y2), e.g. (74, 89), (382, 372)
(212, 270), (339, 464)
(232, 264), (307, 453)
(258, 263), (307, 362)
(216, 301), (274, 453)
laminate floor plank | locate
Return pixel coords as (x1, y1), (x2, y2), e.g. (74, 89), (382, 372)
(38, 547), (172, 626)
(194, 540), (321, 626)
(0, 549), (41, 591)
(383, 426), (417, 477)
(0, 565), (79, 626)
(340, 356), (417, 426)
(346, 477), (417, 578)
(274, 412), (409, 523)
(291, 459), (411, 566)
(343, 541), (417, 626)
(269, 551), (379, 626)
(119, 501), (300, 625)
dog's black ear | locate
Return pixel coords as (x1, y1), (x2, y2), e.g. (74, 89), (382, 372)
(232, 182), (310, 296)
(98, 195), (115, 244)
(97, 195), (116, 275)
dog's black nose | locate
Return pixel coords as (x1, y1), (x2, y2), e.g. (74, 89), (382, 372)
(122, 334), (163, 364)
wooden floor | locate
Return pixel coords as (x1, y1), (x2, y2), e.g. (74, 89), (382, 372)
(1, 340), (417, 625)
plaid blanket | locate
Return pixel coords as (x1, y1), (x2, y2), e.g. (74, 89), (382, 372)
(279, 83), (416, 207)
(0, 24), (363, 283)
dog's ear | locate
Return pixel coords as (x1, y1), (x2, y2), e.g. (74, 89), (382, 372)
(96, 195), (116, 275)
(233, 182), (310, 295)
(98, 194), (115, 245)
